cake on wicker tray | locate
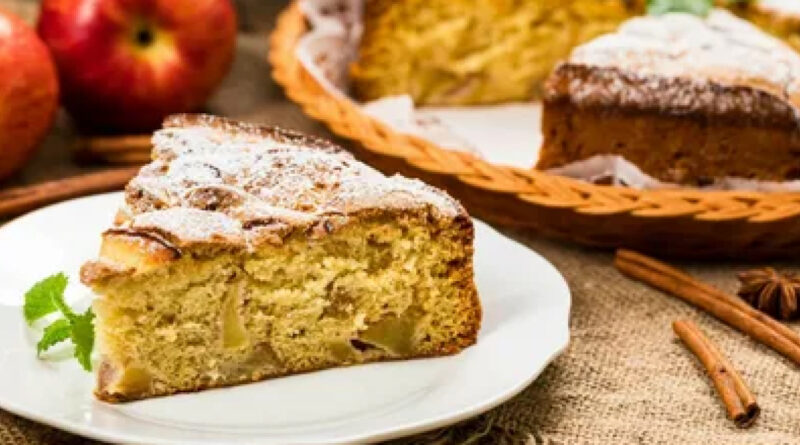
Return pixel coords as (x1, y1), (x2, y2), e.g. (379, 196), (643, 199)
(80, 114), (481, 402)
(537, 10), (800, 186)
(348, 0), (800, 107)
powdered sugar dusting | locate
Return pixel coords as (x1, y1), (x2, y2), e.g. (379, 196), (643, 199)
(131, 208), (246, 247)
(121, 114), (465, 250)
(757, 0), (800, 17)
(550, 10), (800, 124)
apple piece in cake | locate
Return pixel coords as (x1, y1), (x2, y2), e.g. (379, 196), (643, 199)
(80, 114), (481, 402)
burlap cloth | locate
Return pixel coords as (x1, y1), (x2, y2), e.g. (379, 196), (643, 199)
(3, 1), (800, 443)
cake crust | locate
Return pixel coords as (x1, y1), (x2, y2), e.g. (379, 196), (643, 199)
(544, 10), (800, 123)
(544, 63), (800, 128)
(539, 101), (800, 184)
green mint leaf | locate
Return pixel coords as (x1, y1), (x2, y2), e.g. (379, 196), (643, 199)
(36, 318), (71, 356)
(23, 273), (68, 324)
(70, 308), (95, 372)
(25, 272), (97, 372)
(647, 0), (713, 16)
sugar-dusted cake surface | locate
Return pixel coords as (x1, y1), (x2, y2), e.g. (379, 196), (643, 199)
(732, 0), (800, 51)
(537, 10), (800, 185)
(81, 114), (481, 402)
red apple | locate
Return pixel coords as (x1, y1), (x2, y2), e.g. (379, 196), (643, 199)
(0, 8), (59, 181)
(37, 0), (237, 133)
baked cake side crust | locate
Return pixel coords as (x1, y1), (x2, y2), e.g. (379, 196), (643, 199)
(538, 101), (800, 184)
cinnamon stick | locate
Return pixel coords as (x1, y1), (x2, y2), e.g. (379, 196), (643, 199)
(0, 167), (140, 218)
(102, 151), (152, 164)
(615, 249), (800, 366)
(74, 135), (152, 165)
(618, 249), (800, 349)
(75, 135), (152, 154)
(673, 319), (760, 428)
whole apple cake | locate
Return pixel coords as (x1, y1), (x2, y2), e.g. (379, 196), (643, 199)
(537, 10), (800, 185)
(80, 114), (481, 402)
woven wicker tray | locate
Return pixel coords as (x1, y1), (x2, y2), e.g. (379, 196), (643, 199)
(269, 1), (800, 259)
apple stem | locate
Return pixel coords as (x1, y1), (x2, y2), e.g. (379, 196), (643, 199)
(135, 27), (154, 47)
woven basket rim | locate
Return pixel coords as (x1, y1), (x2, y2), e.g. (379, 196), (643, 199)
(268, 1), (800, 225)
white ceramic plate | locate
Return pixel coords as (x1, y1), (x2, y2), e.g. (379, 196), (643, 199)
(0, 192), (570, 444)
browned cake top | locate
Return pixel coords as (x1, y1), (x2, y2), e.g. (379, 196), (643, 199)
(545, 10), (800, 127)
(114, 114), (466, 252)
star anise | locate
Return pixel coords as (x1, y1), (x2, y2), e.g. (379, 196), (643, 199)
(737, 267), (800, 320)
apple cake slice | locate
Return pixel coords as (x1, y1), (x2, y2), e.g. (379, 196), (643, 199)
(80, 114), (481, 402)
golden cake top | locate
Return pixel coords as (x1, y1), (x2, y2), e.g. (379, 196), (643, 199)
(81, 115), (467, 284)
(546, 9), (800, 126)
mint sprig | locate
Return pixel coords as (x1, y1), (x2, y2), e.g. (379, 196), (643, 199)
(23, 273), (68, 323)
(647, 0), (713, 16)
(37, 318), (71, 355)
(70, 309), (96, 371)
(23, 273), (95, 371)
